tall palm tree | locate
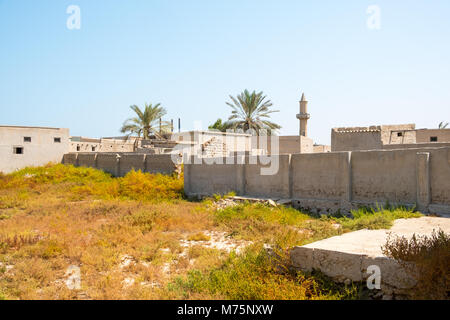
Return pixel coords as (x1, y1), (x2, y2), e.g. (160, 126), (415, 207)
(224, 89), (281, 135)
(120, 103), (170, 139)
(438, 121), (449, 129)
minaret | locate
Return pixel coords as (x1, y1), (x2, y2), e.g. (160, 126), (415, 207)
(296, 92), (310, 136)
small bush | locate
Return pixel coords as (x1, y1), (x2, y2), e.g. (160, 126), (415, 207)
(382, 229), (450, 300)
(119, 170), (184, 202)
(168, 247), (359, 300)
(124, 210), (157, 233)
(187, 232), (211, 242)
(335, 208), (422, 231)
(0, 232), (42, 251)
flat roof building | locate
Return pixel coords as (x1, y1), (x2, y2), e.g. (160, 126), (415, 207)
(0, 125), (70, 173)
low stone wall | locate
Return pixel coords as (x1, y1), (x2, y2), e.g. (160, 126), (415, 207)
(184, 147), (450, 214)
(62, 153), (181, 177)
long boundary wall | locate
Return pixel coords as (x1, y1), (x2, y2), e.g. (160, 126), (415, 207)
(184, 147), (450, 215)
(62, 153), (181, 177)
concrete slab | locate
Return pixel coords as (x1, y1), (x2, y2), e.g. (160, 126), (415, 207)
(302, 217), (450, 257)
(290, 217), (450, 297)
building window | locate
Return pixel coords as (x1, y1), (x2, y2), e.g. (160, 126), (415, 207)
(91, 146), (96, 152)
(24, 136), (32, 142)
(54, 137), (61, 143)
(77, 145), (80, 151)
(430, 136), (438, 142)
(13, 146), (24, 154)
(397, 132), (403, 137)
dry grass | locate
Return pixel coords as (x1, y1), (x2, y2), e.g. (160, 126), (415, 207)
(0, 164), (421, 300)
(382, 229), (450, 300)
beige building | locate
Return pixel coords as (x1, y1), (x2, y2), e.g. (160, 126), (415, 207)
(69, 136), (136, 153)
(331, 124), (450, 152)
(0, 125), (70, 173)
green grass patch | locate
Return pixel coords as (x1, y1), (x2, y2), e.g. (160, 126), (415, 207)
(334, 207), (422, 231)
(168, 247), (360, 300)
(214, 202), (311, 226)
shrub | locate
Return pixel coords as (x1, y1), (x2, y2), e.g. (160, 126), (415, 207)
(1, 163), (112, 188)
(187, 232), (211, 242)
(0, 232), (42, 251)
(382, 229), (450, 299)
(336, 207), (422, 231)
(119, 170), (184, 202)
(168, 247), (359, 300)
(124, 210), (157, 233)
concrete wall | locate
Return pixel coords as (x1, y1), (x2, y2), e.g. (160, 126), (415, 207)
(184, 147), (450, 214)
(185, 160), (244, 196)
(383, 142), (450, 150)
(62, 153), (181, 177)
(245, 155), (291, 198)
(291, 152), (351, 201)
(0, 126), (70, 173)
(351, 149), (417, 204)
(331, 129), (382, 152)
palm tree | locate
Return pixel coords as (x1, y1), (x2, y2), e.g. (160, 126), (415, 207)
(208, 118), (227, 132)
(224, 90), (281, 135)
(120, 103), (170, 139)
(438, 121), (449, 129)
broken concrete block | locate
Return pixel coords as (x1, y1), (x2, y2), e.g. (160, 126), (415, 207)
(361, 256), (416, 290)
(290, 246), (314, 272)
(312, 248), (363, 282)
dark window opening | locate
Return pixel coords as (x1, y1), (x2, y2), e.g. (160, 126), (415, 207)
(54, 137), (61, 143)
(430, 136), (438, 142)
(24, 136), (31, 142)
(76, 145), (80, 151)
(397, 132), (403, 137)
(91, 146), (96, 152)
(13, 147), (23, 154)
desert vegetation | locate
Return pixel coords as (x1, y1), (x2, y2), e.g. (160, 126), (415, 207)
(383, 230), (450, 300)
(0, 164), (422, 300)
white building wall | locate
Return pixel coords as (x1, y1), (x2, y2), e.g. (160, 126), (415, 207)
(0, 126), (70, 173)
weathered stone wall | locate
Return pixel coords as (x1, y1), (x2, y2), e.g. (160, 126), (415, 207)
(118, 154), (146, 177)
(69, 137), (136, 153)
(379, 124), (416, 145)
(429, 147), (450, 206)
(96, 153), (120, 176)
(415, 128), (450, 143)
(62, 153), (181, 177)
(313, 144), (331, 153)
(388, 130), (416, 144)
(331, 128), (382, 152)
(184, 147), (450, 214)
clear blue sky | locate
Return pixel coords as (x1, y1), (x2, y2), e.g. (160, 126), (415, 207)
(1, 0), (449, 144)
